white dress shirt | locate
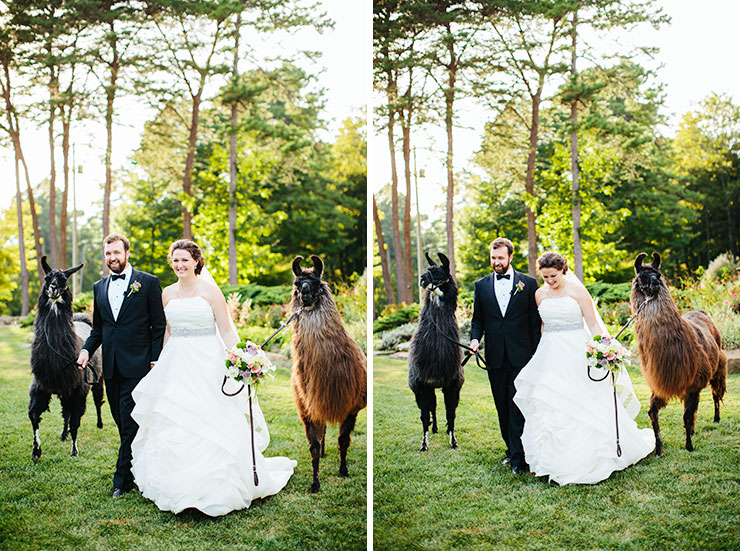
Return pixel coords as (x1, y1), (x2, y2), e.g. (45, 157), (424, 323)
(494, 266), (514, 317)
(108, 264), (133, 321)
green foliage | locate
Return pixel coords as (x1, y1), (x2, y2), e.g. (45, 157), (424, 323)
(0, 326), (366, 551)
(72, 291), (94, 314)
(703, 252), (740, 282)
(585, 281), (632, 305)
(373, 303), (420, 333)
(378, 322), (417, 351)
(222, 284), (292, 306)
(671, 272), (740, 349)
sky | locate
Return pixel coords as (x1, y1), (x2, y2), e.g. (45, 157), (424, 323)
(0, 0), (369, 212)
(370, 0), (740, 221)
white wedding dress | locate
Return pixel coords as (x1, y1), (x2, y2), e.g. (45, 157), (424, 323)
(130, 296), (296, 516)
(513, 296), (655, 485)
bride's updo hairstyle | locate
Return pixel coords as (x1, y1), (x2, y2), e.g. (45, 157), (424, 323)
(168, 239), (205, 275)
(537, 251), (568, 274)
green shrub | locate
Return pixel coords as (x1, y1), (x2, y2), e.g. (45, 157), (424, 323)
(73, 291), (94, 313)
(586, 281), (632, 304)
(237, 325), (287, 352)
(703, 252), (740, 282)
(221, 284), (292, 306)
(373, 303), (420, 333)
(378, 322), (417, 351)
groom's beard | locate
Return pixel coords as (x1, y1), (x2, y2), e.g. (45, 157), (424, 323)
(107, 257), (128, 274)
(492, 261), (510, 275)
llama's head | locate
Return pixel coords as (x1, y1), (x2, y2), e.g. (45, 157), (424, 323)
(292, 255), (327, 308)
(420, 252), (453, 296)
(41, 256), (83, 306)
(633, 252), (664, 299)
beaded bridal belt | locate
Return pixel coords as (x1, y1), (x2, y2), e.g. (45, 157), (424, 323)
(170, 327), (216, 338)
(543, 322), (584, 333)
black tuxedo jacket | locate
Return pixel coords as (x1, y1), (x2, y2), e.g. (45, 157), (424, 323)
(470, 270), (542, 370)
(83, 269), (166, 380)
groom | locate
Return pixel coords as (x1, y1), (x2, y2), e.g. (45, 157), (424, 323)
(77, 233), (166, 497)
(470, 237), (541, 475)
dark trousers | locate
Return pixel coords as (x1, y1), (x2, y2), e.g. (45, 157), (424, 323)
(105, 363), (140, 490)
(487, 349), (526, 469)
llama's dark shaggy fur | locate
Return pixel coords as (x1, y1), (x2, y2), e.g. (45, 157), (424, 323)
(631, 252), (727, 456)
(290, 255), (367, 493)
(29, 257), (104, 460)
(408, 252), (464, 451)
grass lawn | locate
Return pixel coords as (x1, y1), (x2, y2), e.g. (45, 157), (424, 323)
(373, 353), (740, 551)
(0, 326), (366, 551)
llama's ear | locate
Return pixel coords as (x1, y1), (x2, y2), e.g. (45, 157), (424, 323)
(652, 252), (661, 271)
(438, 253), (450, 271)
(425, 252), (436, 266)
(292, 256), (304, 277)
(64, 264), (83, 278)
(634, 253), (647, 273)
(41, 256), (52, 275)
(310, 255), (323, 279)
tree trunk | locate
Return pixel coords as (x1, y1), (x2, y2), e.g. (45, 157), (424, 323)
(387, 104), (407, 304)
(60, 110), (70, 266)
(2, 60), (43, 281)
(402, 111), (414, 301)
(48, 74), (59, 267)
(373, 195), (395, 306)
(103, 22), (119, 276)
(569, 10), (584, 281)
(182, 93), (202, 240)
(444, 72), (457, 278)
(525, 91), (541, 276)
(14, 154), (30, 316)
(228, 13), (241, 285)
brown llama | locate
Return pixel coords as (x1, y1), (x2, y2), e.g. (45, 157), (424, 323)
(290, 255), (367, 493)
(631, 252), (727, 456)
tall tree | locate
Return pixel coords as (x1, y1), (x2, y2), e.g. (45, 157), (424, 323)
(416, 0), (479, 277)
(478, 0), (570, 275)
(0, 20), (44, 283)
(374, 0), (411, 303)
(83, 0), (145, 273)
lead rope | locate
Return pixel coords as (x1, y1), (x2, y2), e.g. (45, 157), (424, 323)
(221, 307), (302, 487)
(424, 281), (488, 370)
(587, 296), (651, 458)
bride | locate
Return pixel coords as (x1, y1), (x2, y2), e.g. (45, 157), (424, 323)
(513, 252), (654, 485)
(130, 239), (296, 516)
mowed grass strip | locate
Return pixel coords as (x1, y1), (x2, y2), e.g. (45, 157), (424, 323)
(373, 354), (740, 551)
(0, 326), (366, 551)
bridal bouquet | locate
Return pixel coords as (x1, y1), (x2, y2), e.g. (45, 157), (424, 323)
(586, 335), (630, 373)
(225, 341), (276, 386)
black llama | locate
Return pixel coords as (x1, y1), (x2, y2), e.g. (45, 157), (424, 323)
(29, 257), (104, 460)
(408, 252), (464, 451)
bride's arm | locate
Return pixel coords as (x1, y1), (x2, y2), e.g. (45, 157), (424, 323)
(574, 286), (609, 338)
(203, 284), (239, 349)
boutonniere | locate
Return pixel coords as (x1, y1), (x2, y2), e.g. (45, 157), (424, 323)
(126, 280), (141, 297)
(511, 281), (526, 295)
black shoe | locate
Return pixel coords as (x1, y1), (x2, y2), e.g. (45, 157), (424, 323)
(112, 487), (129, 498)
(511, 465), (526, 475)
(501, 456), (511, 466)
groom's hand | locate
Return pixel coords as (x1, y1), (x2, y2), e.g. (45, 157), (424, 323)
(77, 349), (89, 370)
(470, 339), (479, 353)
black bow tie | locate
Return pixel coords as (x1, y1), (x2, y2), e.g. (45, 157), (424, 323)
(496, 274), (511, 280)
(111, 273), (126, 281)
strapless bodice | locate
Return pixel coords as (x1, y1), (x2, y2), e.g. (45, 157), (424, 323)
(538, 296), (584, 328)
(164, 297), (216, 333)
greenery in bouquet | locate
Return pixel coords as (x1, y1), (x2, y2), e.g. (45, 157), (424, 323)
(586, 335), (630, 373)
(225, 341), (276, 386)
